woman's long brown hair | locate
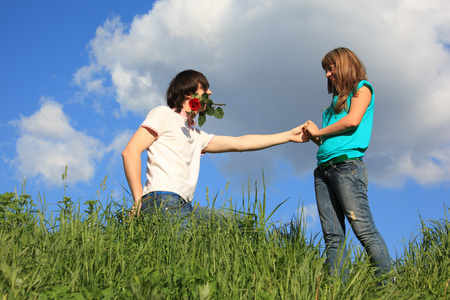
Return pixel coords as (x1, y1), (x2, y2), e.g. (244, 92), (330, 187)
(321, 48), (368, 114)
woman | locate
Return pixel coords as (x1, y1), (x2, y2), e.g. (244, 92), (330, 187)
(305, 48), (391, 277)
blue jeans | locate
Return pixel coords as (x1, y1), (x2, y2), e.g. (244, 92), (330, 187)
(314, 159), (391, 277)
(140, 192), (235, 228)
(140, 192), (193, 228)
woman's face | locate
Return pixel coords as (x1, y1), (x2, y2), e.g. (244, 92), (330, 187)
(325, 64), (337, 85)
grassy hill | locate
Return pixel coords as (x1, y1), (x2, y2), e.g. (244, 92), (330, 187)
(0, 183), (449, 299)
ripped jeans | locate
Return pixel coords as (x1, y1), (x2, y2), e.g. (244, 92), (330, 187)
(314, 159), (391, 277)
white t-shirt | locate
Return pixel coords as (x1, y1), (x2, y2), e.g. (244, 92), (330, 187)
(141, 106), (215, 202)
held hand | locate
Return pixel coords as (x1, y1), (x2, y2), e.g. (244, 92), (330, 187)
(289, 122), (310, 143)
(305, 120), (320, 137)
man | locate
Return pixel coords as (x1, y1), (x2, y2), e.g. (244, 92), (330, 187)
(122, 69), (308, 220)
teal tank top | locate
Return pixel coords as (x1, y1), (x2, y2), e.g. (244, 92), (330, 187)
(316, 80), (374, 165)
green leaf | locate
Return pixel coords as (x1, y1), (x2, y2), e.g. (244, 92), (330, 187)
(214, 107), (224, 119)
(200, 93), (209, 101)
(198, 114), (206, 127)
(203, 99), (214, 116)
(206, 107), (215, 116)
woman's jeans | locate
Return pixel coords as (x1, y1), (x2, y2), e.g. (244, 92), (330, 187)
(314, 159), (391, 277)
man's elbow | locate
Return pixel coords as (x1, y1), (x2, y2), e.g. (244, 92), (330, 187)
(121, 148), (131, 160)
(232, 137), (249, 152)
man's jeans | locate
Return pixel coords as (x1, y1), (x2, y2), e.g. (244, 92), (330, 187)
(314, 159), (391, 277)
(140, 192), (235, 228)
(140, 192), (193, 228)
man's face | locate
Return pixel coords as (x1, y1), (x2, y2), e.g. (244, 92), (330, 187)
(182, 85), (212, 113)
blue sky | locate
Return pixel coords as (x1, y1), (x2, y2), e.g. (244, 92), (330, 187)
(2, 0), (450, 259)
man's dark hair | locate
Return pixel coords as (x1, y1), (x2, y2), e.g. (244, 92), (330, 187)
(166, 69), (210, 112)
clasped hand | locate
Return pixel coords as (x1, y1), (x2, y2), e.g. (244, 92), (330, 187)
(291, 120), (320, 143)
(304, 120), (319, 137)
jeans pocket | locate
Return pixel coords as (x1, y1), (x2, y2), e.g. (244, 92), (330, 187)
(333, 161), (355, 174)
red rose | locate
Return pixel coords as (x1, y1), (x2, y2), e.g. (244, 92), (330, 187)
(189, 98), (201, 112)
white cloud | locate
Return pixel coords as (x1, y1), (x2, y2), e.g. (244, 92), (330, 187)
(74, 0), (450, 188)
(14, 98), (104, 186)
(72, 63), (106, 95)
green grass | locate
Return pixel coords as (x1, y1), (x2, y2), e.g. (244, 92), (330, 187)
(0, 179), (449, 299)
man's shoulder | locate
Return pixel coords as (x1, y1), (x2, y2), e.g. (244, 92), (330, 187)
(150, 105), (172, 113)
(143, 106), (176, 127)
(147, 106), (174, 117)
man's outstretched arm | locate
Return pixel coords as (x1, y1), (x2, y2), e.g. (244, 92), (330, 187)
(204, 123), (309, 153)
